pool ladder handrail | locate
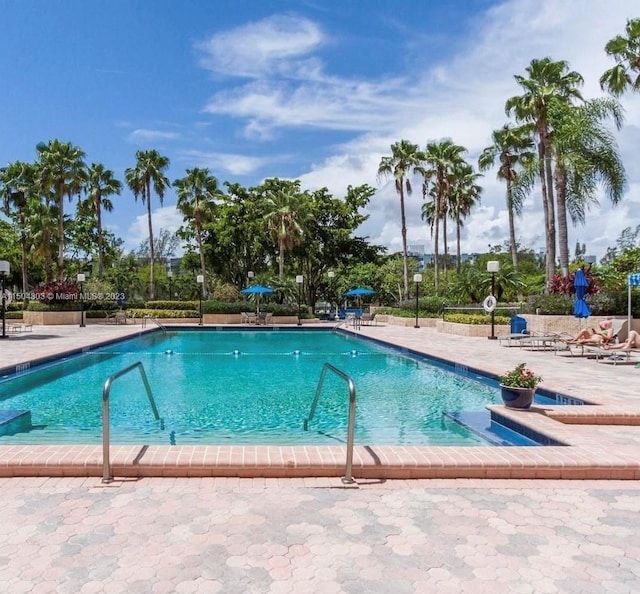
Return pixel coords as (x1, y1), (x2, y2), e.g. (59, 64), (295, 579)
(102, 361), (161, 483)
(142, 315), (166, 334)
(304, 362), (357, 484)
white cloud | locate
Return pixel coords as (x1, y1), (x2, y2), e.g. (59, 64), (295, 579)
(197, 15), (324, 78)
(127, 129), (181, 143)
(126, 206), (184, 251)
(177, 150), (272, 176)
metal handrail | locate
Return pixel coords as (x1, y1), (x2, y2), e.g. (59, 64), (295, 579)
(102, 361), (161, 483)
(304, 363), (357, 484)
(142, 315), (166, 334)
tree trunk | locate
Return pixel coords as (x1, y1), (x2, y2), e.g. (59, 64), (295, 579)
(506, 179), (518, 269)
(196, 218), (206, 291)
(57, 184), (65, 279)
(536, 131), (553, 293)
(455, 216), (461, 273)
(542, 131), (557, 288)
(146, 184), (155, 300)
(278, 238), (285, 279)
(442, 211), (448, 282)
(96, 197), (104, 278)
(554, 164), (569, 277)
(399, 184), (409, 301)
(19, 213), (28, 306)
(433, 197), (440, 295)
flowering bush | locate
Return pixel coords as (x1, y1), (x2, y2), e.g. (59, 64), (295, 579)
(498, 363), (542, 389)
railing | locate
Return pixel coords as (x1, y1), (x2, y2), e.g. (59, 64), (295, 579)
(142, 315), (166, 334)
(102, 361), (162, 483)
(304, 363), (357, 484)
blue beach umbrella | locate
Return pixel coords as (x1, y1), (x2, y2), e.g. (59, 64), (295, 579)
(241, 285), (274, 314)
(344, 287), (376, 297)
(573, 268), (591, 319)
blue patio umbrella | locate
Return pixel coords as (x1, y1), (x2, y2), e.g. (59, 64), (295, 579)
(241, 285), (274, 314)
(573, 268), (591, 319)
(344, 287), (376, 297)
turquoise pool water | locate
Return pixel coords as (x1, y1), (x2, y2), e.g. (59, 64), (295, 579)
(0, 330), (512, 446)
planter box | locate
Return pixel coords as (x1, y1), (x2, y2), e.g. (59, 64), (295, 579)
(203, 313), (242, 325)
(23, 311), (81, 325)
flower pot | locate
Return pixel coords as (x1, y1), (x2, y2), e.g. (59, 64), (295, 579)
(500, 385), (535, 409)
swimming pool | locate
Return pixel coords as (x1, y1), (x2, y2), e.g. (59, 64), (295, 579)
(0, 329), (543, 446)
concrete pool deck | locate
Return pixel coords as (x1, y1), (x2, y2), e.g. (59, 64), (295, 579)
(1, 322), (640, 480)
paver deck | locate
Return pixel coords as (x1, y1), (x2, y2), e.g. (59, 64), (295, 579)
(1, 322), (640, 480)
(2, 324), (640, 591)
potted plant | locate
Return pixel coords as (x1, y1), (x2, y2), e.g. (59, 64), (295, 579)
(498, 363), (542, 409)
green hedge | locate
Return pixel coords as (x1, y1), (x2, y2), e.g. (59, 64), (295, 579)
(128, 308), (199, 318)
(376, 307), (440, 319)
(443, 313), (511, 325)
(144, 300), (199, 311)
(202, 300), (299, 315)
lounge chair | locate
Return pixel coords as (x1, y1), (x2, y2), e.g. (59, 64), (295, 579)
(241, 312), (257, 325)
(558, 319), (628, 356)
(106, 310), (126, 325)
(361, 312), (377, 326)
(499, 330), (530, 347)
(7, 323), (33, 333)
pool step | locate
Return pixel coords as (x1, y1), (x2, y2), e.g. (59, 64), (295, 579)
(0, 410), (33, 437)
(443, 411), (541, 446)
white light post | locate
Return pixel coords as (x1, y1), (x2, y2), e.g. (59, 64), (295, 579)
(487, 261), (500, 340)
(197, 274), (204, 326)
(0, 261), (10, 339)
(296, 275), (304, 326)
(328, 270), (335, 318)
(247, 270), (254, 284)
(77, 273), (86, 328)
(413, 273), (422, 328)
(167, 267), (173, 299)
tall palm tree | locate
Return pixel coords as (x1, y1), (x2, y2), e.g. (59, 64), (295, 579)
(85, 164), (122, 278)
(263, 182), (307, 279)
(125, 150), (170, 299)
(600, 17), (640, 97)
(478, 124), (536, 269)
(36, 140), (87, 279)
(0, 161), (38, 299)
(449, 162), (483, 273)
(174, 168), (221, 289)
(505, 58), (583, 288)
(549, 98), (625, 274)
(377, 140), (423, 300)
(419, 140), (466, 292)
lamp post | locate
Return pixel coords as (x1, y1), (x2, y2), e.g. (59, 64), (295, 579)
(487, 261), (500, 340)
(0, 261), (9, 339)
(413, 273), (422, 328)
(328, 270), (335, 320)
(197, 274), (204, 326)
(167, 267), (173, 299)
(77, 273), (86, 328)
(296, 275), (304, 326)
(247, 270), (254, 285)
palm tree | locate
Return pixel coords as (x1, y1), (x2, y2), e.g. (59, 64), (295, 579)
(27, 198), (59, 284)
(549, 98), (625, 274)
(36, 140), (87, 279)
(125, 150), (170, 299)
(505, 58), (584, 288)
(174, 168), (222, 289)
(449, 162), (483, 272)
(377, 140), (423, 300)
(85, 164), (122, 278)
(262, 182), (307, 279)
(419, 140), (466, 291)
(600, 18), (640, 97)
(0, 161), (37, 300)
(478, 124), (536, 269)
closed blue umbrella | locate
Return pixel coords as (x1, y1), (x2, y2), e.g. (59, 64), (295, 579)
(573, 268), (590, 319)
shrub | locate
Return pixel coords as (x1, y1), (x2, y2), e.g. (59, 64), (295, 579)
(127, 308), (199, 318)
(144, 300), (198, 311)
(212, 283), (242, 302)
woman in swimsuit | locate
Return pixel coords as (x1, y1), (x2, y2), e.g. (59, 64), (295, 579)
(567, 319), (613, 345)
(606, 330), (640, 351)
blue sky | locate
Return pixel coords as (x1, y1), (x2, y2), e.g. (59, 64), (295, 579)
(1, 0), (639, 259)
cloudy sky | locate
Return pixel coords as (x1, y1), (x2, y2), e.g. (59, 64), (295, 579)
(1, 0), (638, 260)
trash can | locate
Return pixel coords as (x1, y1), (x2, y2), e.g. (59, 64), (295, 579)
(510, 315), (527, 334)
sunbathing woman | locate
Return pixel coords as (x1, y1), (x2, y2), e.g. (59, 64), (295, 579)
(606, 330), (640, 351)
(566, 319), (613, 345)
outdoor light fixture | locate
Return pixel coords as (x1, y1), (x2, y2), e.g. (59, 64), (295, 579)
(328, 270), (335, 319)
(0, 260), (10, 339)
(413, 273), (423, 328)
(486, 261), (500, 340)
(296, 275), (304, 326)
(197, 274), (204, 326)
(167, 267), (173, 299)
(77, 273), (86, 328)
